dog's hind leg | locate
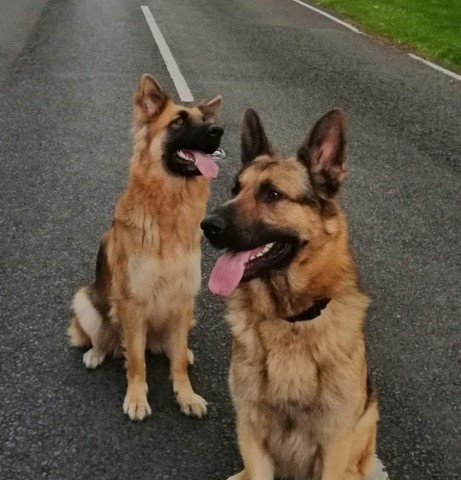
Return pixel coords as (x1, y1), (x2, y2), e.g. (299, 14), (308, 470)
(187, 314), (196, 365)
(227, 472), (247, 480)
(146, 328), (195, 364)
(323, 402), (378, 480)
(68, 315), (91, 348)
(71, 287), (106, 369)
(344, 402), (379, 480)
(186, 348), (195, 366)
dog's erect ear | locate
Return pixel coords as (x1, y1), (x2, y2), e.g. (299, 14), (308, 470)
(135, 74), (168, 120)
(298, 108), (347, 199)
(198, 95), (222, 122)
(241, 108), (273, 165)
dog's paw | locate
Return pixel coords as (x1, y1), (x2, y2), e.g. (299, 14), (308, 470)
(123, 385), (151, 421)
(187, 348), (195, 366)
(83, 348), (105, 369)
(177, 392), (208, 418)
(227, 471), (246, 480)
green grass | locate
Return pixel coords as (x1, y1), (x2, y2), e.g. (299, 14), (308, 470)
(316, 0), (461, 70)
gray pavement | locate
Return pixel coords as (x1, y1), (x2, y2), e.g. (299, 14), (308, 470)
(0, 0), (460, 479)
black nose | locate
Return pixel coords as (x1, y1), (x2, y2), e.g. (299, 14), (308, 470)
(201, 214), (226, 238)
(208, 125), (224, 138)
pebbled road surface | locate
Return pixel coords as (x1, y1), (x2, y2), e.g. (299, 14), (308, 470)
(0, 0), (460, 479)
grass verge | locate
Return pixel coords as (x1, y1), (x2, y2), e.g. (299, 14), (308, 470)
(315, 0), (461, 71)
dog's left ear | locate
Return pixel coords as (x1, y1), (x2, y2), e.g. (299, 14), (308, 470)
(298, 108), (347, 199)
(198, 96), (223, 122)
(135, 74), (168, 121)
(241, 108), (273, 165)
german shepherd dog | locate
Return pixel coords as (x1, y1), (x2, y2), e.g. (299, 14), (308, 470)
(201, 109), (379, 479)
(68, 74), (223, 421)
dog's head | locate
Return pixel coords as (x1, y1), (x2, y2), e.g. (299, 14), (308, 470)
(133, 74), (223, 178)
(202, 108), (351, 298)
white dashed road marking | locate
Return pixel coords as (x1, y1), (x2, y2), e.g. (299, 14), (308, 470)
(141, 5), (194, 101)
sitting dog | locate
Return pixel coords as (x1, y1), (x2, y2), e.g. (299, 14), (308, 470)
(69, 73), (223, 421)
(201, 108), (378, 479)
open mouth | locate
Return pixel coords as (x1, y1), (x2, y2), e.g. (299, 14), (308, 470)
(208, 239), (299, 297)
(174, 150), (219, 178)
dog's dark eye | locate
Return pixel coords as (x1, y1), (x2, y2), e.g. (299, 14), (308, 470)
(174, 117), (184, 126)
(267, 190), (282, 202)
(260, 181), (284, 203)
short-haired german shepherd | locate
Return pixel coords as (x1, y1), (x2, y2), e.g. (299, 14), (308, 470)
(68, 74), (223, 421)
(201, 108), (379, 479)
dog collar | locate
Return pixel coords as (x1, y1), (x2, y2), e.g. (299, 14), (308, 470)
(285, 298), (331, 323)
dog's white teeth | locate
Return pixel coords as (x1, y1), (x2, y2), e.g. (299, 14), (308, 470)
(249, 255), (256, 261)
(256, 252), (263, 257)
(262, 242), (274, 254)
(177, 150), (191, 161)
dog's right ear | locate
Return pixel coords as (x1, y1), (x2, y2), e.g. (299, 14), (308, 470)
(241, 108), (273, 165)
(135, 74), (168, 121)
(297, 108), (347, 200)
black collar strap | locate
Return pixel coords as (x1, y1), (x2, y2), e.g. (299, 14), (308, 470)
(285, 298), (331, 323)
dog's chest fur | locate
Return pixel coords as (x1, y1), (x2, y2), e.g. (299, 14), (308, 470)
(110, 175), (209, 322)
(128, 249), (201, 319)
(227, 298), (367, 479)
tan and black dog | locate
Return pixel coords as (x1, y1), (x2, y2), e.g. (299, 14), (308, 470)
(201, 108), (378, 480)
(68, 73), (223, 421)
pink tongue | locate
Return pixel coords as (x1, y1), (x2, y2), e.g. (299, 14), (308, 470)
(188, 150), (219, 179)
(209, 248), (262, 297)
(209, 251), (252, 297)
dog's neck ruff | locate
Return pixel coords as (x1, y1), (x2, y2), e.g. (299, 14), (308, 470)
(285, 298), (331, 323)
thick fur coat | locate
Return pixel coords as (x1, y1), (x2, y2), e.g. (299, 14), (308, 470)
(69, 74), (223, 421)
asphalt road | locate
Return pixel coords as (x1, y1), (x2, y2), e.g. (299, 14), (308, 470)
(1, 0), (460, 479)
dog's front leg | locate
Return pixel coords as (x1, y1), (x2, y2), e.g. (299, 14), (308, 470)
(119, 300), (151, 421)
(167, 301), (207, 418)
(228, 418), (274, 480)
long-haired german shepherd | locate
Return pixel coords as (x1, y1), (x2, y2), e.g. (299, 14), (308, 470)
(68, 74), (223, 421)
(201, 108), (379, 479)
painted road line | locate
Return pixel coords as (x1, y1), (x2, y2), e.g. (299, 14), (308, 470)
(290, 0), (361, 34)
(140, 5), (194, 101)
(408, 53), (461, 82)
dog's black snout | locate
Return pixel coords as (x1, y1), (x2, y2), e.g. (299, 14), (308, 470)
(201, 214), (226, 238)
(208, 125), (224, 138)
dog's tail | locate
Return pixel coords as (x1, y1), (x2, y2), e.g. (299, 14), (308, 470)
(68, 287), (103, 348)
